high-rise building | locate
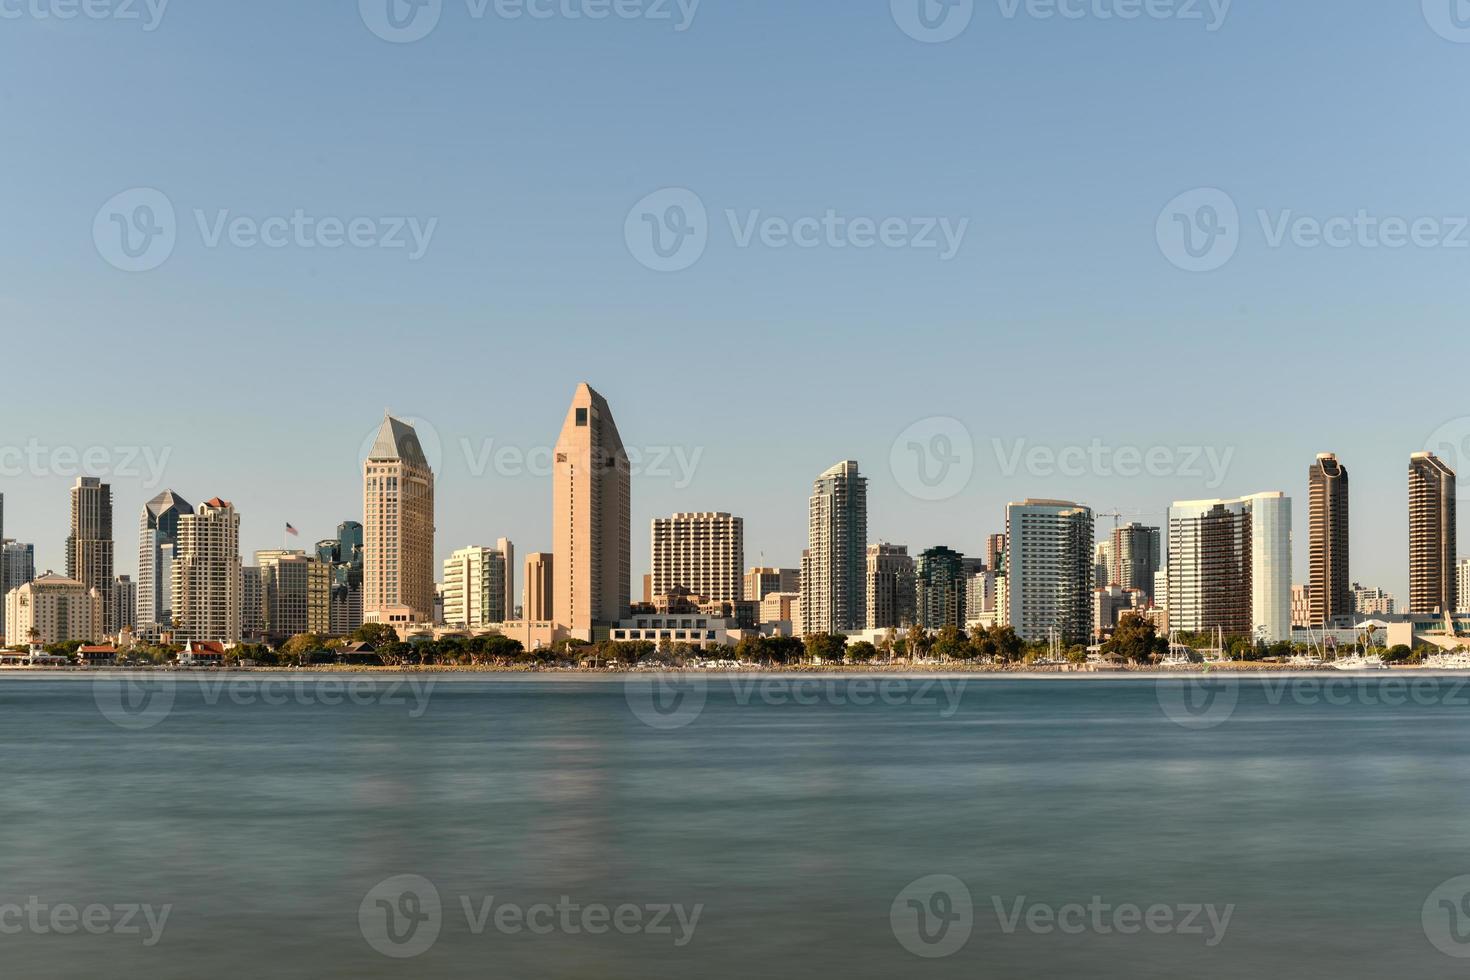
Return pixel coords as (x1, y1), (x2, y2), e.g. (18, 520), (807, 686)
(496, 536), (516, 623)
(1093, 540), (1113, 589)
(1004, 500), (1094, 645)
(318, 520), (365, 636)
(967, 571), (997, 620)
(256, 550), (331, 640)
(137, 489), (192, 635)
(442, 545), (511, 627)
(1, 541), (35, 597)
(524, 552), (554, 622)
(1308, 453), (1351, 627)
(800, 461), (868, 634)
(5, 574), (102, 646)
(1112, 523), (1162, 600)
(364, 416), (436, 624)
(650, 512), (744, 602)
(915, 546), (967, 629)
(1409, 452), (1457, 615)
(112, 575), (137, 634)
(67, 477), (114, 632)
(985, 533), (1007, 574)
(1460, 561), (1470, 615)
(553, 384), (631, 636)
(745, 567), (800, 602)
(1291, 584), (1311, 629)
(866, 543), (915, 630)
(172, 497), (242, 644)
(1167, 492), (1292, 643)
(240, 566), (266, 641)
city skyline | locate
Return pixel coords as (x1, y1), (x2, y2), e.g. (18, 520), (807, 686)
(0, 407), (1466, 608)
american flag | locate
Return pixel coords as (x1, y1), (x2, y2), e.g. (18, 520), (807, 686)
(285, 523), (299, 537)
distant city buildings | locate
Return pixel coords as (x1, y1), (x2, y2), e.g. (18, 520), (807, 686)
(137, 489), (191, 636)
(800, 461), (868, 634)
(67, 477), (114, 633)
(5, 573), (101, 646)
(172, 498), (242, 645)
(1353, 582), (1397, 617)
(1308, 453), (1352, 627)
(865, 543), (915, 630)
(524, 552), (554, 623)
(112, 574), (136, 634)
(1409, 452), (1456, 615)
(915, 545), (967, 629)
(651, 512), (743, 603)
(553, 384), (631, 637)
(1168, 492), (1292, 643)
(1005, 499), (1094, 645)
(256, 549), (330, 641)
(364, 415), (436, 625)
(1291, 584), (1311, 629)
(1111, 523), (1161, 600)
(317, 520), (365, 636)
(966, 570), (997, 621)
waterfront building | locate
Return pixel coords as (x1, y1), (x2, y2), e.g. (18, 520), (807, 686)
(866, 543), (916, 630)
(1112, 523), (1162, 600)
(240, 565), (265, 641)
(442, 545), (512, 628)
(112, 575), (137, 634)
(1409, 452), (1457, 615)
(137, 489), (191, 635)
(256, 550), (331, 640)
(524, 552), (554, 623)
(67, 477), (114, 633)
(800, 461), (868, 634)
(0, 539), (36, 642)
(1167, 492), (1292, 643)
(552, 384), (631, 637)
(1308, 453), (1352, 627)
(172, 497), (242, 645)
(5, 573), (102, 646)
(364, 415), (436, 625)
(651, 513), (744, 602)
(1004, 499), (1095, 645)
(915, 546), (967, 629)
(759, 591), (801, 630)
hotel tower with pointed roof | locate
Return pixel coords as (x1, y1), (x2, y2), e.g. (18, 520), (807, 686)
(552, 384), (630, 638)
(363, 415), (436, 625)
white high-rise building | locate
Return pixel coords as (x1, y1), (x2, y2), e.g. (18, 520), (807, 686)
(801, 461), (868, 635)
(172, 498), (242, 645)
(650, 512), (744, 602)
(1168, 492), (1292, 644)
(442, 545), (512, 628)
(1004, 499), (1094, 645)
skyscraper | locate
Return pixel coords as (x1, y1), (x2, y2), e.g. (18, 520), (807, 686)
(1168, 492), (1292, 643)
(67, 477), (114, 632)
(172, 497), (242, 644)
(363, 416), (436, 624)
(113, 575), (137, 634)
(915, 545), (967, 629)
(319, 520), (365, 636)
(1112, 523), (1162, 600)
(985, 533), (1007, 573)
(137, 489), (192, 634)
(552, 384), (631, 637)
(1004, 500), (1094, 645)
(800, 461), (868, 634)
(1308, 453), (1351, 627)
(650, 512), (744, 602)
(496, 536), (516, 622)
(1409, 451), (1457, 615)
(256, 550), (331, 641)
(866, 543), (915, 630)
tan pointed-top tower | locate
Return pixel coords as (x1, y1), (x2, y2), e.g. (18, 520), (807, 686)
(552, 384), (630, 638)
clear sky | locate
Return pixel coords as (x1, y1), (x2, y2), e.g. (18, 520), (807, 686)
(2, 0), (1469, 600)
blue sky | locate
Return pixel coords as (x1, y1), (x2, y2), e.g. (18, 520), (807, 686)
(2, 0), (1469, 599)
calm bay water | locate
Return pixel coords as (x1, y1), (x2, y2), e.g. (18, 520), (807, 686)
(2, 672), (1469, 978)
